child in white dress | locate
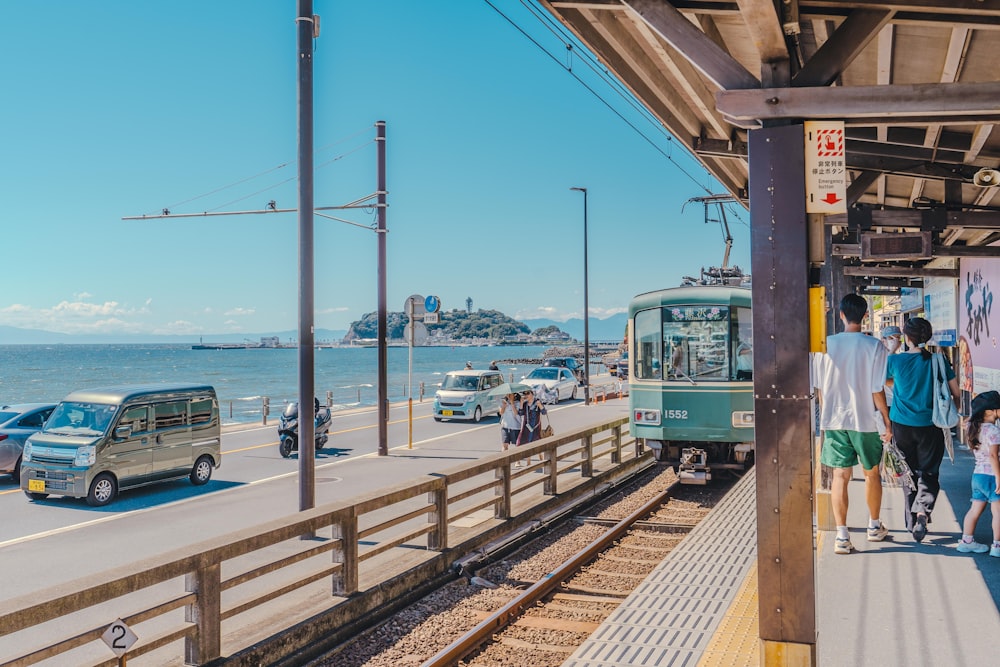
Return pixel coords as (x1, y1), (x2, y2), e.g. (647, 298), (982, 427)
(957, 391), (1000, 556)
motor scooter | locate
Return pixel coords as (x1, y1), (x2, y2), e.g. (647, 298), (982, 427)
(278, 400), (332, 458)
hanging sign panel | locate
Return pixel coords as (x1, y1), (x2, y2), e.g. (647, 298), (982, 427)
(804, 121), (847, 214)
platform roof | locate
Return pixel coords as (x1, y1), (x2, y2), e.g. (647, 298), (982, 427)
(541, 0), (1000, 285)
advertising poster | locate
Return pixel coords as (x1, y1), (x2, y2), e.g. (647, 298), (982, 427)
(958, 257), (1000, 400)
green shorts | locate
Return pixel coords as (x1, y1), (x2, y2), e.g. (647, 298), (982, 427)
(821, 430), (883, 470)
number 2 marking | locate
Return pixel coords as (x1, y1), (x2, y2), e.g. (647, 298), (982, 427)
(111, 624), (127, 649)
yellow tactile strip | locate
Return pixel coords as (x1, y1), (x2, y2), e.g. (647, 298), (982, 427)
(696, 562), (759, 666)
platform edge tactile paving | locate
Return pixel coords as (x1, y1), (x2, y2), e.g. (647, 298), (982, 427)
(563, 469), (758, 667)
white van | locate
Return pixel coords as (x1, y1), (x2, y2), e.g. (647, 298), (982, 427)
(20, 384), (221, 507)
(432, 370), (504, 422)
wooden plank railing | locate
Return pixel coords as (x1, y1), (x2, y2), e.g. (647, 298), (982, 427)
(0, 416), (642, 667)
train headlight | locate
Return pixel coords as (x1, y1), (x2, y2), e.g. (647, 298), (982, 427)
(732, 411), (754, 428)
(633, 409), (660, 425)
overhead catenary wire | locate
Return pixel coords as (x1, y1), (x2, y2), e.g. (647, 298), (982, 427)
(203, 139), (375, 213)
(484, 0), (714, 196)
(147, 125), (375, 216)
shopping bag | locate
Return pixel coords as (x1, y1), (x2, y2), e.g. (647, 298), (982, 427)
(932, 353), (959, 429)
(540, 416), (554, 438)
(880, 439), (916, 491)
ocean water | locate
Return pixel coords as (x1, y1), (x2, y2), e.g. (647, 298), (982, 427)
(0, 344), (560, 424)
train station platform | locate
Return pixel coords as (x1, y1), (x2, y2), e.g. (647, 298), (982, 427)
(564, 445), (1000, 666)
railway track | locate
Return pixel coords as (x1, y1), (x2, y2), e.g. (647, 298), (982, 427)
(304, 466), (735, 667)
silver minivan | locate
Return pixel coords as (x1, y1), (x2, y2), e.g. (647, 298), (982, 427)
(20, 384), (221, 507)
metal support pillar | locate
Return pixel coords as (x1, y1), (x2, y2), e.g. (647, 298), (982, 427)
(296, 0), (316, 512)
(376, 121), (388, 456)
(748, 124), (817, 664)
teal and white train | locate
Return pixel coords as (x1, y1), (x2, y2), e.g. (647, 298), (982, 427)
(627, 285), (755, 484)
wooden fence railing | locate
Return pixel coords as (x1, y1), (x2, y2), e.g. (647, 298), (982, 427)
(0, 416), (646, 667)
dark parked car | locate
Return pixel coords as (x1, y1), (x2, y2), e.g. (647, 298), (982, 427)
(543, 357), (585, 383)
(0, 403), (56, 483)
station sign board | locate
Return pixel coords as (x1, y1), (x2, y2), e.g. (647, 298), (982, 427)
(804, 120), (847, 214)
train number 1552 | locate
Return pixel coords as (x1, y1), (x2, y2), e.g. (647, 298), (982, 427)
(665, 410), (688, 420)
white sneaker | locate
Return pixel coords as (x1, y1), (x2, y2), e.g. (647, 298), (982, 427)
(991, 544), (1000, 558)
(867, 522), (889, 542)
(957, 540), (990, 554)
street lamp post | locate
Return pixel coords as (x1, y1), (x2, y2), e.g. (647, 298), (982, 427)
(570, 187), (590, 405)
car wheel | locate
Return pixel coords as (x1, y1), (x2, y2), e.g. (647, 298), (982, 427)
(190, 455), (214, 485)
(87, 473), (117, 507)
(473, 406), (482, 423)
(12, 456), (21, 484)
(279, 436), (296, 458)
(24, 490), (48, 501)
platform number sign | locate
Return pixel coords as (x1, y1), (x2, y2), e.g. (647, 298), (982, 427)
(102, 619), (137, 657)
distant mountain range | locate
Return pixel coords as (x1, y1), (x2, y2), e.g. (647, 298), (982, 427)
(0, 313), (628, 345)
(0, 325), (348, 345)
(522, 314), (627, 342)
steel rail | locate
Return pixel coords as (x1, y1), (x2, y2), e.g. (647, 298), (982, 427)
(419, 478), (681, 667)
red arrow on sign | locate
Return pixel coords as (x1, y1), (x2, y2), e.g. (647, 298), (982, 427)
(822, 192), (841, 204)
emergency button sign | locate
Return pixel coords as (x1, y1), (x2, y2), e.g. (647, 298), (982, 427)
(804, 120), (847, 214)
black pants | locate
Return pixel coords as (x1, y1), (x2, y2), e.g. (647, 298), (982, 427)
(891, 422), (945, 531)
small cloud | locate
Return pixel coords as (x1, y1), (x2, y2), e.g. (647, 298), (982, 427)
(589, 306), (627, 319)
(224, 307), (255, 317)
(74, 291), (93, 300)
(317, 307), (350, 315)
(515, 306), (573, 321)
(155, 320), (204, 335)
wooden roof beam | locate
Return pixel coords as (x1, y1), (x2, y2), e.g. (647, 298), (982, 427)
(734, 0), (789, 64)
(717, 81), (1000, 125)
(629, 14), (732, 137)
(843, 265), (959, 278)
(579, 7), (704, 137)
(622, 0), (761, 90)
(826, 209), (1000, 229)
(793, 9), (893, 87)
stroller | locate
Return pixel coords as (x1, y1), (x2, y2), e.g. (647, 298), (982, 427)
(532, 384), (559, 405)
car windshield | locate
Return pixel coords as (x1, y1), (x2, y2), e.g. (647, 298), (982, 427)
(44, 402), (117, 436)
(441, 374), (480, 390)
(527, 368), (559, 380)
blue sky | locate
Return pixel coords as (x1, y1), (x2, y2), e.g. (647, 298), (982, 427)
(1, 1), (749, 337)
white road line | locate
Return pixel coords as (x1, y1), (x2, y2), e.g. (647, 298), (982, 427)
(0, 404), (574, 550)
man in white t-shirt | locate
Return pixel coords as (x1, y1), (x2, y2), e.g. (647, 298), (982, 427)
(812, 294), (893, 554)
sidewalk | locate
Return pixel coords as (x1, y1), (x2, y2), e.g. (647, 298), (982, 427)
(817, 444), (1000, 665)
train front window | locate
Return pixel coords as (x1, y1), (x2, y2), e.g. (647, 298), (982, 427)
(732, 306), (753, 381)
(662, 306), (730, 381)
(634, 308), (662, 379)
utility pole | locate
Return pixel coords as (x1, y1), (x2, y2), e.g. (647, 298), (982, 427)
(376, 121), (388, 456)
(296, 0), (316, 512)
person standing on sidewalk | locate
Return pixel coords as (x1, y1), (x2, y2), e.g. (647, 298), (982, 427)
(812, 294), (893, 554)
(881, 325), (903, 407)
(499, 393), (522, 457)
(517, 389), (547, 466)
(956, 390), (1000, 555)
(887, 317), (961, 542)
